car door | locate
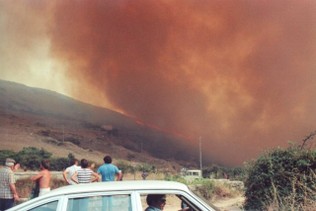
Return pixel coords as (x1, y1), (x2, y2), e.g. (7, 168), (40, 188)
(137, 190), (216, 211)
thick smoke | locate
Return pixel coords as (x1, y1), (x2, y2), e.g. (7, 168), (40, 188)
(2, 0), (316, 165)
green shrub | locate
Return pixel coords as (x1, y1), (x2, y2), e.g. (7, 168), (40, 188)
(164, 174), (188, 184)
(202, 165), (246, 180)
(15, 147), (52, 170)
(49, 157), (69, 171)
(195, 180), (215, 200)
(0, 150), (16, 165)
(244, 146), (316, 210)
(1, 147), (77, 171)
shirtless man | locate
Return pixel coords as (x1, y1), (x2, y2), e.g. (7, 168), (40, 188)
(31, 160), (51, 196)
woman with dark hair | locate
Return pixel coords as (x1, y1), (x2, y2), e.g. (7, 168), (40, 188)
(71, 159), (99, 183)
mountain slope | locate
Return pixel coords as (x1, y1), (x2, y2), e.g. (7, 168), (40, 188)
(0, 80), (197, 169)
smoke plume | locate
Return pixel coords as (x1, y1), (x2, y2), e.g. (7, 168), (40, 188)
(1, 0), (316, 165)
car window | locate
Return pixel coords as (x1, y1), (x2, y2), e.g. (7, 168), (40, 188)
(28, 200), (58, 211)
(140, 193), (202, 211)
(66, 194), (132, 211)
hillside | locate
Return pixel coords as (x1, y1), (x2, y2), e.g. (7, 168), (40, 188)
(0, 80), (197, 171)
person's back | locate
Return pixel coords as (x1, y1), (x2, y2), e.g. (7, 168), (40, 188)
(77, 168), (94, 183)
(98, 163), (120, 181)
(72, 159), (99, 184)
(63, 159), (80, 185)
(97, 155), (122, 182)
(38, 169), (51, 189)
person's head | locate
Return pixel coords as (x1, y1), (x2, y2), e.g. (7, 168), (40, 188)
(103, 155), (112, 164)
(5, 158), (16, 170)
(70, 158), (79, 166)
(146, 194), (166, 210)
(14, 163), (20, 171)
(80, 159), (89, 168)
(40, 160), (50, 170)
(89, 162), (96, 169)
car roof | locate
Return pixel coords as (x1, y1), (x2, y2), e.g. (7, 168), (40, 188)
(10, 180), (218, 211)
(40, 180), (191, 197)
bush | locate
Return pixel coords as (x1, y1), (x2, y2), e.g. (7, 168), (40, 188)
(0, 147), (77, 171)
(244, 146), (316, 210)
(15, 147), (52, 170)
(195, 180), (215, 200)
(202, 165), (246, 180)
(164, 174), (188, 184)
(49, 157), (69, 171)
(116, 160), (135, 175)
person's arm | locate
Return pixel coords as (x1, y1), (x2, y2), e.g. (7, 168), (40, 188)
(71, 171), (79, 184)
(62, 169), (70, 184)
(116, 170), (122, 181)
(97, 168), (102, 181)
(9, 183), (20, 201)
(91, 172), (100, 182)
(31, 172), (43, 181)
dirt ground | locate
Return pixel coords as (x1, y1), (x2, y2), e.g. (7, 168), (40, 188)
(212, 196), (245, 211)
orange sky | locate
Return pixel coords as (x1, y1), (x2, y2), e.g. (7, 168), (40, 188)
(1, 0), (316, 166)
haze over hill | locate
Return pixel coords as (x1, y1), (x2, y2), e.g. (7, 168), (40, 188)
(0, 80), (197, 169)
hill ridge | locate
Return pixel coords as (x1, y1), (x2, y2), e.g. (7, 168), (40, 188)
(0, 79), (197, 170)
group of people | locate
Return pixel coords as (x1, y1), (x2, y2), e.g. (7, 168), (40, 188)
(0, 155), (122, 211)
(1, 156), (180, 211)
(62, 155), (122, 185)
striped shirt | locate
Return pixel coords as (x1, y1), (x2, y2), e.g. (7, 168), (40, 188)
(0, 167), (15, 199)
(77, 168), (94, 183)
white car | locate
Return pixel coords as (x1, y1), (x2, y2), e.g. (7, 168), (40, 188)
(9, 180), (218, 211)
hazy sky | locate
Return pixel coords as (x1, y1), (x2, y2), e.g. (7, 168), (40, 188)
(1, 0), (316, 166)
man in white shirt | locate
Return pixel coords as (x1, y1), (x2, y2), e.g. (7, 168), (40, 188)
(62, 159), (80, 185)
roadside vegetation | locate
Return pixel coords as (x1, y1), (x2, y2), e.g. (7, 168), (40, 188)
(0, 147), (72, 171)
(244, 132), (316, 210)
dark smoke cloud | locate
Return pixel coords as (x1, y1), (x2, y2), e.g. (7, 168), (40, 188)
(3, 0), (316, 165)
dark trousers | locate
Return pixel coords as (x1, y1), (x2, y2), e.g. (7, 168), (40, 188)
(0, 198), (14, 211)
